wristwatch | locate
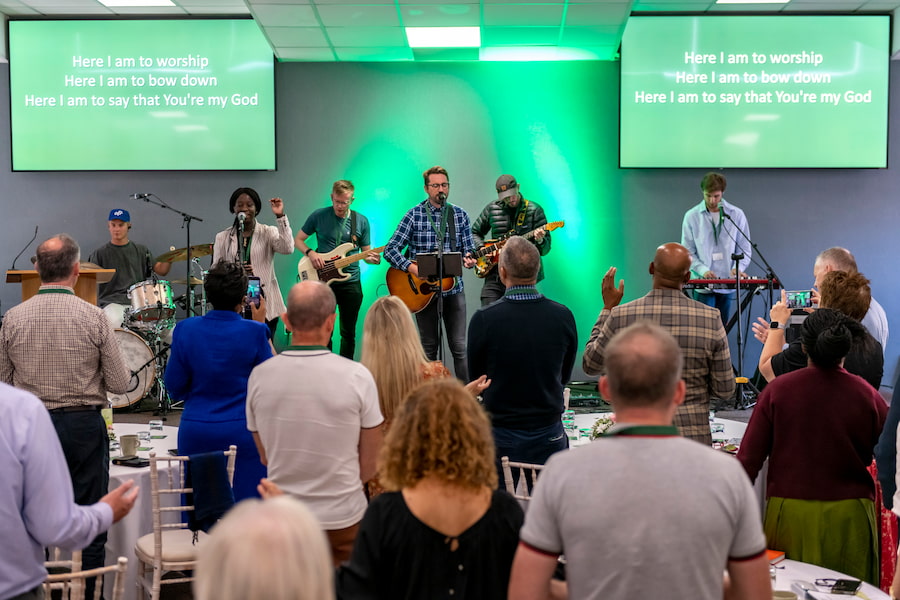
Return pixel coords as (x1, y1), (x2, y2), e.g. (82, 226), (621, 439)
(770, 321), (786, 330)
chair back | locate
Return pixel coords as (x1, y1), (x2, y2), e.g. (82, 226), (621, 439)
(45, 548), (82, 599)
(500, 456), (544, 502)
(44, 557), (128, 600)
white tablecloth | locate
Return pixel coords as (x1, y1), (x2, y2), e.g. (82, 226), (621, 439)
(106, 422), (179, 600)
(777, 559), (888, 599)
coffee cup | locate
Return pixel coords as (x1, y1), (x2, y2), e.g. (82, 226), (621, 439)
(120, 434), (139, 457)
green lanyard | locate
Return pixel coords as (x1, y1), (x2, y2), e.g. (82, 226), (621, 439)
(333, 213), (349, 249)
(601, 424), (679, 437)
(242, 233), (253, 264)
(37, 288), (74, 295)
(710, 210), (723, 244)
(426, 203), (449, 244)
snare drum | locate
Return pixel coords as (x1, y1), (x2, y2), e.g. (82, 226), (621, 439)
(127, 279), (175, 322)
(108, 329), (156, 409)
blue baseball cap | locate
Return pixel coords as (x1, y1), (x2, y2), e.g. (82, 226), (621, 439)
(108, 208), (130, 222)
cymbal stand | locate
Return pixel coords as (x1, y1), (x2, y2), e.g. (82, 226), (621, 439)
(144, 322), (178, 417)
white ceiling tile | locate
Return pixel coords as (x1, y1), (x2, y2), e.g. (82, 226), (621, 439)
(326, 25), (407, 46)
(481, 25), (560, 45)
(251, 3), (317, 25)
(316, 4), (399, 26)
(559, 25), (621, 45)
(631, 2), (714, 9)
(483, 3), (564, 26)
(265, 25), (329, 45)
(400, 4), (479, 26)
(565, 2), (630, 26)
(276, 47), (336, 60)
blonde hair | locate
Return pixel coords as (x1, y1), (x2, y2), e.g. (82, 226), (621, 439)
(379, 379), (497, 491)
(194, 497), (335, 600)
(361, 296), (430, 422)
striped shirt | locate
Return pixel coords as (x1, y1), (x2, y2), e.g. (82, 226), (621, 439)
(384, 200), (475, 296)
(0, 285), (131, 410)
(582, 288), (735, 445)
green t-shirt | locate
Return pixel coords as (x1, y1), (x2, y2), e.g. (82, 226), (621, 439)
(300, 208), (371, 282)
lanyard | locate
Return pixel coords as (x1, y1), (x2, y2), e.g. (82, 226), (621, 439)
(333, 213), (349, 249)
(242, 233), (253, 264)
(426, 203), (449, 245)
(710, 209), (723, 244)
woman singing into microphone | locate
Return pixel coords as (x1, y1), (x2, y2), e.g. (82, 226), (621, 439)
(212, 187), (294, 336)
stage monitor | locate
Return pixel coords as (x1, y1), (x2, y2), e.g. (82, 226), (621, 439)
(8, 19), (275, 171)
(619, 15), (890, 168)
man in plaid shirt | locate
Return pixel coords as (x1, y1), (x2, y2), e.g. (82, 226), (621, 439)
(582, 243), (735, 445)
(384, 166), (476, 380)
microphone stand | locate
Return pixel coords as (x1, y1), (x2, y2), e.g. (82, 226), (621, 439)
(435, 197), (446, 366)
(137, 193), (204, 319)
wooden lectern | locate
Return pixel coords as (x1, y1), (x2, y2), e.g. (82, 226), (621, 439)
(6, 267), (115, 306)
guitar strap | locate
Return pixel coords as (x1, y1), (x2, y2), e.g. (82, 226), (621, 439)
(350, 211), (358, 247)
(447, 205), (457, 252)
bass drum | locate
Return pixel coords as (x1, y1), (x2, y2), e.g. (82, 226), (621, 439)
(108, 329), (156, 410)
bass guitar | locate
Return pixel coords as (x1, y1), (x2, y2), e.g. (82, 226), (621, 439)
(386, 264), (455, 313)
(473, 221), (565, 278)
(297, 243), (385, 286)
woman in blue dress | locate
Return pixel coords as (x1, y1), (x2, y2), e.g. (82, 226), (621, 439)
(165, 260), (274, 500)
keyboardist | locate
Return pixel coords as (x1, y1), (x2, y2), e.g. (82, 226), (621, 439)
(681, 172), (752, 325)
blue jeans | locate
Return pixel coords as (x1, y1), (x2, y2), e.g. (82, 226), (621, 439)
(694, 291), (733, 326)
(415, 291), (468, 381)
(493, 421), (568, 491)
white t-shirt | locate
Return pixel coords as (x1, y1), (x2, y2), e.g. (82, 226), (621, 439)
(247, 349), (383, 529)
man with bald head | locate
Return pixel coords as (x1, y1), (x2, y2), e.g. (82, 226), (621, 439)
(583, 243), (735, 445)
(246, 281), (383, 565)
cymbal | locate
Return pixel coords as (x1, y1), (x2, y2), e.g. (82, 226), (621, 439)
(169, 277), (204, 286)
(155, 244), (213, 263)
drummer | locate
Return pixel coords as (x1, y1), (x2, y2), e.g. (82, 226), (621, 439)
(88, 208), (170, 329)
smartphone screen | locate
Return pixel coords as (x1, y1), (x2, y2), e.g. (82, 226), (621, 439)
(831, 579), (861, 594)
(247, 276), (262, 308)
(785, 290), (812, 309)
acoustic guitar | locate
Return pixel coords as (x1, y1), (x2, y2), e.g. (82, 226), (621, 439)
(386, 264), (456, 313)
(473, 221), (565, 278)
(297, 243), (385, 286)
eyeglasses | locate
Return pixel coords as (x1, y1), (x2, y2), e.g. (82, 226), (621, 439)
(332, 198), (354, 206)
(427, 183), (450, 190)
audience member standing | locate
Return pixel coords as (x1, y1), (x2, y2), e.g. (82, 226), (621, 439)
(247, 281), (383, 565)
(467, 236), (576, 478)
(738, 309), (886, 584)
(510, 323), (769, 600)
(583, 243), (734, 445)
(0, 234), (131, 595)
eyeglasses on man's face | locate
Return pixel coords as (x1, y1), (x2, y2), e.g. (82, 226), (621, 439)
(427, 182), (450, 190)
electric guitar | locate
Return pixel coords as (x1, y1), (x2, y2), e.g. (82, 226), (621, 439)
(386, 264), (456, 313)
(297, 243), (384, 286)
(473, 221), (565, 278)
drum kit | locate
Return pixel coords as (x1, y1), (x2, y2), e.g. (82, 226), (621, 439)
(107, 243), (213, 412)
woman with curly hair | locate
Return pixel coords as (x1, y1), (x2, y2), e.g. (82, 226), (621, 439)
(738, 308), (886, 584)
(336, 379), (523, 599)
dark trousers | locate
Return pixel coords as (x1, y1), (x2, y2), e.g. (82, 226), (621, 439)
(494, 421), (568, 491)
(415, 291), (468, 381)
(331, 281), (364, 360)
(50, 409), (109, 599)
(479, 271), (506, 307)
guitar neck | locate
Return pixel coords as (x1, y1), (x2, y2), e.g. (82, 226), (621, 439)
(333, 245), (385, 269)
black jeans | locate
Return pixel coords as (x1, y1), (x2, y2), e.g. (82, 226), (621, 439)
(479, 270), (506, 307)
(415, 291), (468, 381)
(50, 409), (109, 599)
(331, 280), (364, 360)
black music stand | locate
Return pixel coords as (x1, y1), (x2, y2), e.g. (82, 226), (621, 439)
(417, 251), (462, 364)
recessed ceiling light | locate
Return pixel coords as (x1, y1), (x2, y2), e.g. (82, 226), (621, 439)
(405, 27), (480, 48)
(98, 0), (176, 7)
(716, 0), (788, 3)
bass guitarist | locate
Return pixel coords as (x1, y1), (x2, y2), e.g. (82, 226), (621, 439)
(384, 166), (476, 381)
(294, 180), (380, 359)
(471, 174), (551, 305)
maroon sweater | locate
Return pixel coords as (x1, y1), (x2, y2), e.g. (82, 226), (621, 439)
(738, 365), (887, 501)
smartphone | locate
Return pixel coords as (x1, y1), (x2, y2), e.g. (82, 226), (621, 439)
(831, 579), (861, 594)
(785, 290), (813, 309)
(247, 276), (262, 308)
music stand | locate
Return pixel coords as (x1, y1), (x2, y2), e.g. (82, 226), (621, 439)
(417, 252), (462, 364)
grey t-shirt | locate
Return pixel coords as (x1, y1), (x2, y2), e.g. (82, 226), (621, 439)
(88, 241), (153, 306)
(520, 434), (765, 600)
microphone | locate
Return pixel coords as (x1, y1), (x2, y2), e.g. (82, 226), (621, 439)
(130, 193), (150, 200)
(437, 192), (447, 204)
(720, 208), (734, 221)
(11, 225), (38, 270)
(238, 212), (247, 222)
